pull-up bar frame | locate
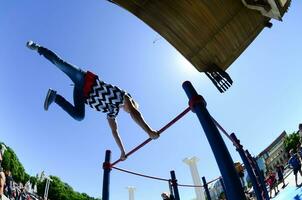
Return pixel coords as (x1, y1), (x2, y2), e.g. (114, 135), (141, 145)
(182, 81), (246, 200)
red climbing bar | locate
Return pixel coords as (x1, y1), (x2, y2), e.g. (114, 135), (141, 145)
(158, 107), (191, 134)
(111, 107), (191, 166)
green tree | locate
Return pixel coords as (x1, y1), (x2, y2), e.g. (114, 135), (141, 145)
(284, 131), (300, 153)
(1, 145), (28, 183)
(37, 176), (100, 200)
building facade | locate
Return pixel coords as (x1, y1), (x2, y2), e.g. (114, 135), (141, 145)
(256, 131), (288, 174)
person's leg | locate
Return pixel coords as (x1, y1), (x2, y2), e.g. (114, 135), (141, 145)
(27, 41), (86, 119)
(39, 47), (85, 86)
(8, 188), (12, 198)
(272, 184), (276, 196)
(122, 95), (159, 139)
(298, 168), (302, 187)
(27, 41), (85, 87)
(54, 87), (85, 121)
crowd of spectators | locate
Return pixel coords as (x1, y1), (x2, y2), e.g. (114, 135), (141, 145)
(264, 123), (302, 198)
(0, 146), (42, 200)
(2, 173), (41, 200)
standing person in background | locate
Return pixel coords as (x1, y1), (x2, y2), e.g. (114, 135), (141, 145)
(288, 149), (302, 187)
(0, 148), (3, 167)
(298, 123), (302, 144)
(235, 162), (245, 187)
(276, 164), (286, 189)
(4, 170), (13, 199)
(298, 124), (302, 138)
(161, 192), (174, 200)
(0, 167), (6, 199)
(266, 171), (279, 198)
(297, 145), (302, 160)
(0, 144), (7, 168)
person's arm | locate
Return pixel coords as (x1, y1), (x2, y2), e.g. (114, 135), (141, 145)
(107, 117), (126, 160)
(122, 95), (159, 139)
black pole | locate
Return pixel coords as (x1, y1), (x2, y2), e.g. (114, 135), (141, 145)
(202, 176), (211, 200)
(168, 180), (175, 199)
(246, 150), (269, 200)
(219, 178), (228, 200)
(170, 171), (180, 200)
(182, 81), (246, 200)
(102, 150), (112, 200)
(230, 133), (263, 200)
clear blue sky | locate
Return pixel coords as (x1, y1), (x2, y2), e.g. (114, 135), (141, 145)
(0, 1), (301, 199)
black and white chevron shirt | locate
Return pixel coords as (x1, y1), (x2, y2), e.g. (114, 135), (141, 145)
(85, 74), (127, 118)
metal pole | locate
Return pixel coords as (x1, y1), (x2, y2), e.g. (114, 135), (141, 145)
(43, 179), (49, 200)
(219, 178), (228, 200)
(245, 150), (269, 200)
(46, 179), (50, 199)
(102, 150), (112, 200)
(182, 81), (246, 200)
(230, 133), (263, 200)
(168, 180), (174, 198)
(202, 177), (211, 200)
(43, 176), (52, 200)
(170, 171), (180, 200)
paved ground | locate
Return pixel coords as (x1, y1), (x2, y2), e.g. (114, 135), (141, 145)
(271, 170), (302, 200)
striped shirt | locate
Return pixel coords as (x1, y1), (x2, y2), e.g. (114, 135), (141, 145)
(83, 71), (127, 118)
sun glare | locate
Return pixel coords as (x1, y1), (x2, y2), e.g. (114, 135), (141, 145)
(176, 54), (199, 76)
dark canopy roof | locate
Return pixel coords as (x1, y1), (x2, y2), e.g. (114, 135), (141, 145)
(109, 0), (271, 72)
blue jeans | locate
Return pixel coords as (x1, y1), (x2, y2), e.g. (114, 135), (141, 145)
(38, 47), (86, 120)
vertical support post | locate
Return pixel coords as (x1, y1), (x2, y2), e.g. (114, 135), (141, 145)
(202, 177), (211, 200)
(170, 171), (180, 200)
(168, 180), (174, 199)
(219, 178), (228, 200)
(246, 150), (269, 200)
(182, 81), (246, 200)
(230, 133), (263, 200)
(102, 150), (112, 200)
(43, 175), (52, 200)
(43, 178), (50, 200)
(126, 186), (136, 200)
(183, 157), (205, 200)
